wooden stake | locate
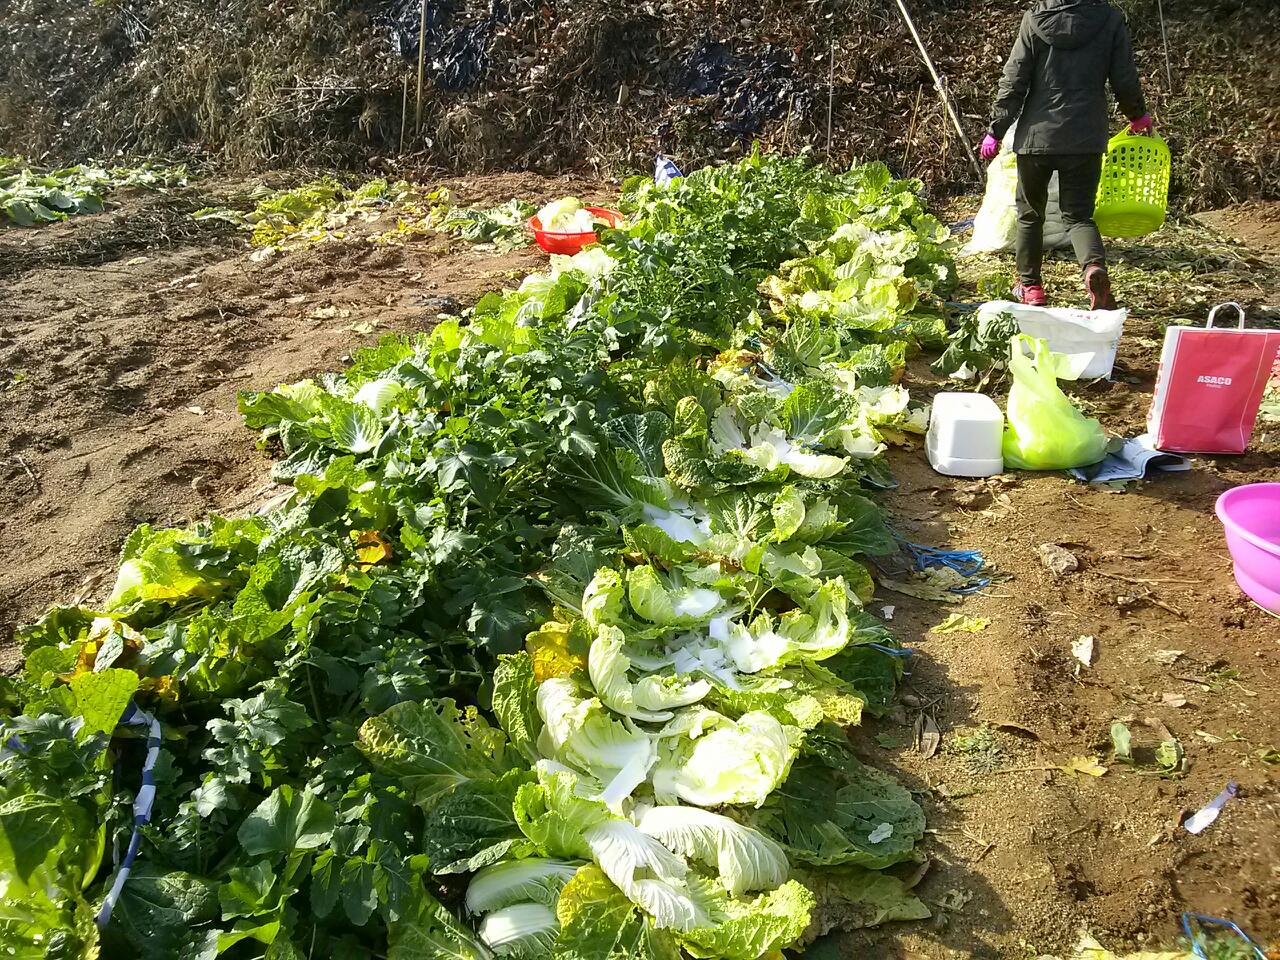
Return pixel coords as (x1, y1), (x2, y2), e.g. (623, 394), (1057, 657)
(1156, 0), (1173, 88)
(903, 85), (924, 174)
(399, 74), (409, 154)
(414, 0), (428, 135)
(826, 41), (835, 159)
(894, 0), (983, 179)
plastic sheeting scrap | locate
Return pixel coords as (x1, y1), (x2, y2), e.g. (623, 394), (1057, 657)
(675, 38), (807, 136)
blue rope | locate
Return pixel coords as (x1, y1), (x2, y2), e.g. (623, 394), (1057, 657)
(866, 643), (914, 658)
(891, 534), (991, 593)
(94, 701), (161, 928)
(1181, 913), (1268, 960)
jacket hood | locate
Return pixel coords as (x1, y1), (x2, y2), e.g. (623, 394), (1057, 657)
(1030, 0), (1113, 49)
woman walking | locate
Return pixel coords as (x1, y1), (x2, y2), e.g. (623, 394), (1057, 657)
(981, 0), (1153, 309)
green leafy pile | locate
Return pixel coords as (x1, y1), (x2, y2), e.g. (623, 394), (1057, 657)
(0, 160), (188, 226)
(1, 150), (955, 959)
(430, 191), (537, 251)
(193, 177), (420, 249)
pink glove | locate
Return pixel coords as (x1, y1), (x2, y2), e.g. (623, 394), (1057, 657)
(1129, 114), (1154, 135)
(980, 134), (1000, 162)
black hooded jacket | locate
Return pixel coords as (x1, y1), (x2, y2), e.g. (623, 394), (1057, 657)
(988, 0), (1147, 154)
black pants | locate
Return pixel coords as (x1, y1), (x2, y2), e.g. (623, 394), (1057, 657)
(1015, 153), (1106, 285)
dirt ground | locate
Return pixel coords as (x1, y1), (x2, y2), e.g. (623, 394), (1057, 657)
(1, 179), (1277, 957)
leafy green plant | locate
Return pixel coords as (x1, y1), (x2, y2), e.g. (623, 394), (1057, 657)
(947, 725), (1007, 773)
(932, 308), (1019, 384)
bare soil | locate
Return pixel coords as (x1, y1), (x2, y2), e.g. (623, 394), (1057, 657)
(1194, 201), (1280, 255)
(1, 177), (1277, 956)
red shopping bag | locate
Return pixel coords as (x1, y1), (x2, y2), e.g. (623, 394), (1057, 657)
(1148, 303), (1280, 453)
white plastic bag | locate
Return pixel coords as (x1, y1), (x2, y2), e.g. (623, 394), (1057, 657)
(978, 300), (1126, 380)
(964, 126), (1071, 255)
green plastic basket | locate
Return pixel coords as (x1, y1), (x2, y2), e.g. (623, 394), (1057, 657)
(1095, 127), (1171, 238)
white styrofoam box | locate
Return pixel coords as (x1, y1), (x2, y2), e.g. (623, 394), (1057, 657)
(926, 392), (1005, 478)
(979, 300), (1126, 380)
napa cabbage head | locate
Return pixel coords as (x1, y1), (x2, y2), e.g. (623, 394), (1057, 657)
(352, 377), (402, 414)
(551, 245), (615, 279)
(589, 625), (711, 722)
(513, 762), (613, 861)
(721, 578), (851, 673)
(641, 503), (712, 546)
(465, 858), (580, 915)
(582, 568), (625, 627)
(478, 902), (558, 957)
(635, 805), (788, 896)
(536, 196), (593, 232)
(626, 565), (725, 627)
(710, 406), (847, 479)
(652, 709), (801, 808)
(535, 679), (656, 807)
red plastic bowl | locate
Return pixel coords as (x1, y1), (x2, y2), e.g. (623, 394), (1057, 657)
(528, 206), (623, 255)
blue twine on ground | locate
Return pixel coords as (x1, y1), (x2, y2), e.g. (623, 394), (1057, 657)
(892, 534), (991, 593)
(94, 701), (162, 929)
(1181, 913), (1267, 960)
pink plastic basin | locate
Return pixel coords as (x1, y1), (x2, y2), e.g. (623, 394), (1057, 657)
(1215, 482), (1280, 614)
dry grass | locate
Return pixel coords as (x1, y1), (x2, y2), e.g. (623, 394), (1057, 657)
(0, 0), (1275, 210)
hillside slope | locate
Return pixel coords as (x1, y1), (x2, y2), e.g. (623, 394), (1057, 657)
(1, 0), (1275, 209)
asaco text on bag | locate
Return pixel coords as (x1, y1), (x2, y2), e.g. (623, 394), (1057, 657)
(1149, 303), (1280, 454)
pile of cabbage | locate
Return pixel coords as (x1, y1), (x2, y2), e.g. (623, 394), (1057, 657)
(535, 196), (610, 232)
(2, 151), (957, 959)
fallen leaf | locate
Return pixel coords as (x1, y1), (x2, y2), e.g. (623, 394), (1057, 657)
(1151, 649), (1185, 666)
(1160, 693), (1188, 709)
(989, 720), (1040, 740)
(125, 255), (149, 266)
(930, 613), (990, 634)
(1061, 756), (1108, 777)
(880, 576), (963, 604)
(1143, 717), (1176, 743)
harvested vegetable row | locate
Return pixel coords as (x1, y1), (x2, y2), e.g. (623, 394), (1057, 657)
(1, 150), (957, 958)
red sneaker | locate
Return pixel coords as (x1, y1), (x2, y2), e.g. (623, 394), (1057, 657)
(1084, 265), (1118, 310)
(1012, 282), (1047, 307)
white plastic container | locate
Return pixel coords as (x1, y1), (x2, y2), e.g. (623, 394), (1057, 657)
(978, 300), (1127, 380)
(926, 393), (1005, 477)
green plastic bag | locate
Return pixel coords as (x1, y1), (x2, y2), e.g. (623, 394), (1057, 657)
(1002, 334), (1108, 470)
